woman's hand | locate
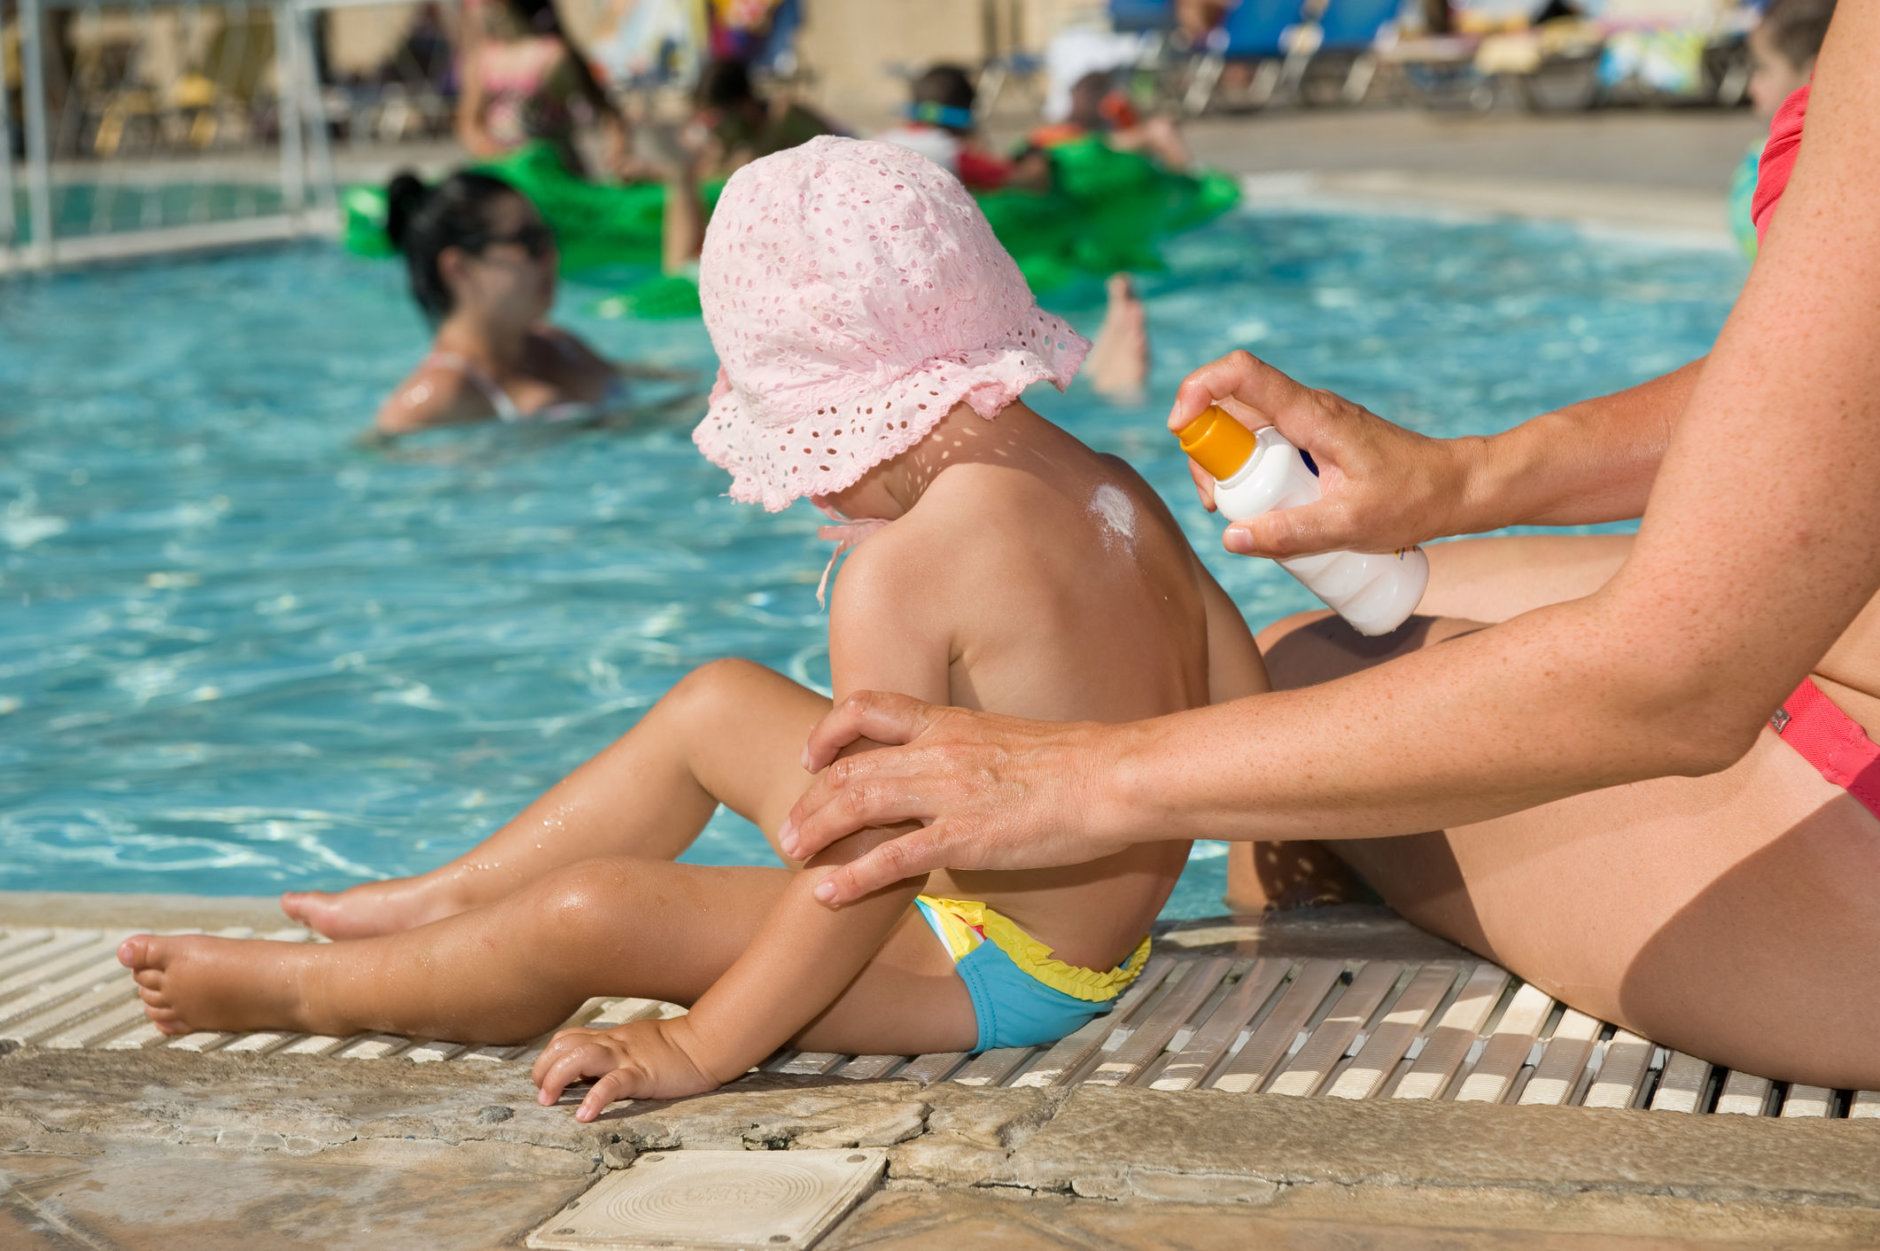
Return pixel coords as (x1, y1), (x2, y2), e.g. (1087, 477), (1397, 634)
(1170, 350), (1479, 558)
(532, 1017), (721, 1119)
(776, 693), (1137, 907)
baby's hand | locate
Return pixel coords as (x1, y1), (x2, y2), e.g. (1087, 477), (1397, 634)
(532, 1017), (721, 1120)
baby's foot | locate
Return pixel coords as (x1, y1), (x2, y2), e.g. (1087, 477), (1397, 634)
(281, 874), (461, 940)
(118, 934), (316, 1036)
(1089, 274), (1149, 403)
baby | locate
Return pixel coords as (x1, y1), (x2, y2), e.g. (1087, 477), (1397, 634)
(120, 138), (1273, 1116)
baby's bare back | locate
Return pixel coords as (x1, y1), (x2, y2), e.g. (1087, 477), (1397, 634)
(889, 424), (1225, 969)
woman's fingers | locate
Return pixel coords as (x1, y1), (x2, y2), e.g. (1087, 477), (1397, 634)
(1168, 349), (1310, 432)
(1225, 497), (1354, 559)
(781, 758), (938, 861)
(798, 690), (940, 774)
(811, 821), (959, 907)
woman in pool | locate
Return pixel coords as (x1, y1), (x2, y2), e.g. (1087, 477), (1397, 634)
(773, 8), (1880, 1089)
(122, 138), (1295, 1113)
(374, 169), (693, 437)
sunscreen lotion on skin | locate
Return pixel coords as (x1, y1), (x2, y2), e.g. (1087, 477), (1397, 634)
(1177, 406), (1428, 636)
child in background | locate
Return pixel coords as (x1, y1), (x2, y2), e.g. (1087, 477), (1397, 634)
(875, 64), (1052, 192)
(1730, 0), (1835, 255)
(121, 138), (1283, 1115)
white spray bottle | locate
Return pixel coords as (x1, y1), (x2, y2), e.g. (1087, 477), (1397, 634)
(1177, 406), (1427, 636)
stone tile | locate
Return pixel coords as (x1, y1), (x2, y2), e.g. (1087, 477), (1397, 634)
(1005, 1086), (1880, 1209)
(0, 1138), (592, 1250)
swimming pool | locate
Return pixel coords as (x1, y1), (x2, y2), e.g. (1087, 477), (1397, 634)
(0, 206), (1743, 914)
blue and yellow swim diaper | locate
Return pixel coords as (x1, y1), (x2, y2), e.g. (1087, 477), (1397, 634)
(913, 894), (1151, 1052)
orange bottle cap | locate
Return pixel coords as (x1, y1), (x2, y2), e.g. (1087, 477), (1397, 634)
(1176, 406), (1257, 481)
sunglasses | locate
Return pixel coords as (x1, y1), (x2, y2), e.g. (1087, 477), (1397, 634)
(469, 222), (556, 259)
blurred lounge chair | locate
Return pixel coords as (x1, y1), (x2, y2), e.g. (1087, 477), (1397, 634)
(1290, 0), (1410, 103)
(1181, 0), (1313, 114)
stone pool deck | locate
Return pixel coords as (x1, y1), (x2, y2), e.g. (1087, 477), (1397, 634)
(2, 891), (1877, 1248)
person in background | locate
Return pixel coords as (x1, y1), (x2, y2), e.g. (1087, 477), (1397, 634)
(874, 64), (1051, 192)
(1748, 0), (1833, 114)
(457, 0), (635, 179)
(691, 56), (836, 176)
(373, 170), (688, 437)
(1030, 69), (1192, 173)
(1730, 0), (1833, 255)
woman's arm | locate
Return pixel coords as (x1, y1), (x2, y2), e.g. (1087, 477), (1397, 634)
(779, 2), (1880, 903)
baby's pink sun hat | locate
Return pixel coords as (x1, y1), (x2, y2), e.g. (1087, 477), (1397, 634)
(693, 135), (1089, 512)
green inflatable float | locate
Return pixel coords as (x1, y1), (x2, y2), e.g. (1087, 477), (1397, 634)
(341, 137), (1241, 318)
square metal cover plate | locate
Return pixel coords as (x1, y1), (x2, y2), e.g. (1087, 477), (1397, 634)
(527, 1148), (887, 1250)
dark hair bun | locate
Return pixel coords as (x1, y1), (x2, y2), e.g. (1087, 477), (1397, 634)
(385, 171), (431, 253)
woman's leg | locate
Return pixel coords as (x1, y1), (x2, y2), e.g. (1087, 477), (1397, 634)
(128, 856), (977, 1053)
(1257, 607), (1880, 1089)
(1419, 533), (1634, 622)
(283, 660), (829, 939)
(1224, 534), (1631, 911)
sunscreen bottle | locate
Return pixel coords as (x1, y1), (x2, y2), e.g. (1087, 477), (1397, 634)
(1177, 406), (1428, 636)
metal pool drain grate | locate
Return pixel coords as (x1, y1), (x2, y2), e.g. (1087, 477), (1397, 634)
(1, 924), (1873, 1118)
(526, 1148), (886, 1250)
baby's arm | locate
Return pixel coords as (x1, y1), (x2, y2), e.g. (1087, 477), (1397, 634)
(534, 531), (951, 1116)
(1197, 562), (1369, 912)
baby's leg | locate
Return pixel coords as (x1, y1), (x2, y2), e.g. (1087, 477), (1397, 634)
(284, 660), (828, 939)
(128, 857), (975, 1053)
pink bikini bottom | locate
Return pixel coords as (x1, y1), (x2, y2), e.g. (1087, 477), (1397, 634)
(1772, 679), (1880, 820)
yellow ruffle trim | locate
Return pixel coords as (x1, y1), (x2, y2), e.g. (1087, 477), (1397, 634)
(915, 894), (1152, 1004)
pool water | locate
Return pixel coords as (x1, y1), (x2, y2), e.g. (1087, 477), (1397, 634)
(0, 207), (1743, 914)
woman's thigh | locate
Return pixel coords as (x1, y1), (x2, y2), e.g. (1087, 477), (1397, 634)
(1259, 608), (1880, 1088)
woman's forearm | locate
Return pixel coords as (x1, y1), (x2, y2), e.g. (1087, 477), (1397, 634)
(1452, 358), (1701, 534)
(1108, 587), (1742, 845)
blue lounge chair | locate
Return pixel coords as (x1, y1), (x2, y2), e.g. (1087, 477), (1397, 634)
(1182, 0), (1314, 114)
(1296, 0), (1409, 101)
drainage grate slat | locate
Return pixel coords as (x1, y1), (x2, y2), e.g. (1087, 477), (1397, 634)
(1393, 964), (1510, 1101)
(1269, 960), (1401, 1098)
(1517, 1009), (1603, 1106)
(1085, 956), (1233, 1088)
(1325, 962), (1457, 1100)
(1582, 1030), (1655, 1110)
(1210, 958), (1344, 1094)
(835, 1054), (905, 1081)
(1010, 956), (1175, 1089)
(1150, 957), (1288, 1092)
(950, 1047), (1034, 1087)
(1715, 1070), (1776, 1116)
(0, 932), (111, 1001)
(1453, 982), (1554, 1104)
(1649, 1050), (1714, 1113)
(0, 929), (58, 966)
(1780, 1085), (1835, 1118)
(896, 1049), (968, 1085)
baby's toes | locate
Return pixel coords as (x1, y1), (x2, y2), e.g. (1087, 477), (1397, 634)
(117, 933), (166, 972)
